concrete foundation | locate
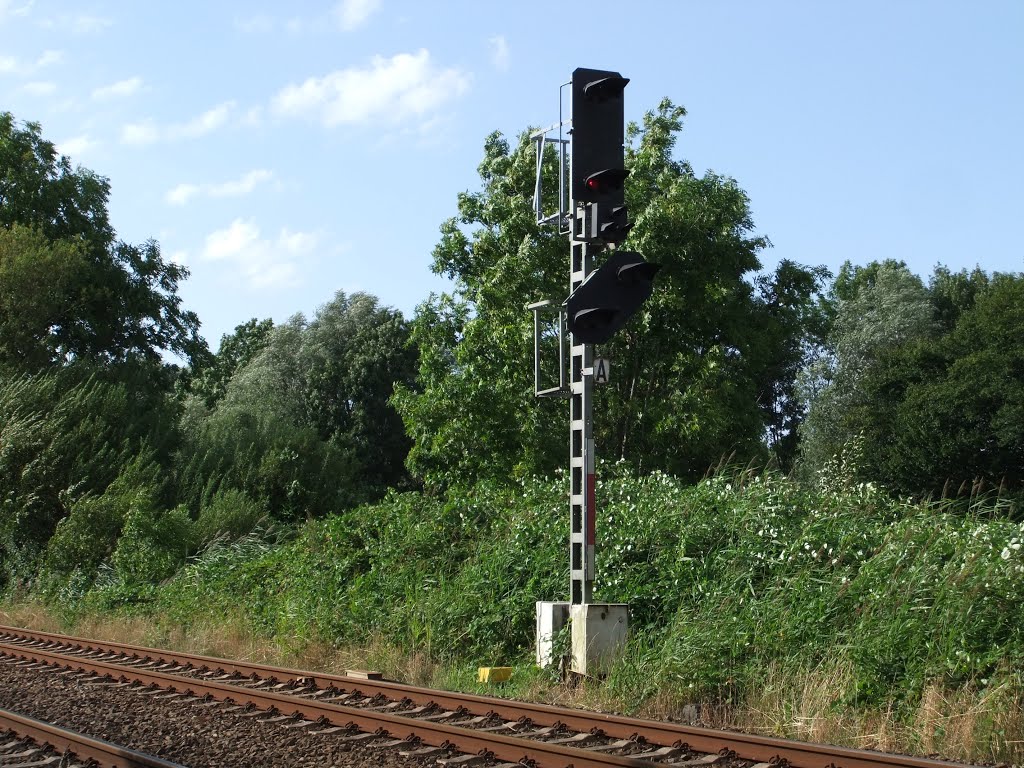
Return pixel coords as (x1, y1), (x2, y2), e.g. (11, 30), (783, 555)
(535, 601), (570, 668)
(569, 603), (628, 677)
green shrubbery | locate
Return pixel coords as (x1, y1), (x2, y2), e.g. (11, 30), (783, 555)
(34, 466), (1019, 719)
(151, 478), (567, 659)
(595, 470), (1024, 709)
(0, 370), (171, 574)
(192, 489), (268, 547)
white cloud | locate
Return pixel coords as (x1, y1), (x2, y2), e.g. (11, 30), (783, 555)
(92, 76), (142, 100)
(204, 218), (259, 261)
(278, 228), (317, 254)
(166, 183), (201, 206)
(121, 101), (236, 145)
(166, 169), (274, 206)
(212, 169), (273, 198)
(201, 218), (318, 289)
(0, 0), (33, 22)
(272, 49), (470, 127)
(235, 13), (273, 34)
(121, 120), (159, 145)
(168, 250), (188, 266)
(22, 80), (55, 95)
(0, 48), (61, 76)
(488, 35), (509, 72)
(35, 49), (61, 67)
(58, 135), (97, 158)
(69, 13), (112, 34)
(243, 105), (263, 127)
(36, 11), (111, 34)
(333, 0), (380, 31)
(180, 102), (234, 138)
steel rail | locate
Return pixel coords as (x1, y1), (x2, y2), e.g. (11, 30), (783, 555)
(0, 706), (186, 768)
(0, 626), (975, 768)
(0, 642), (662, 768)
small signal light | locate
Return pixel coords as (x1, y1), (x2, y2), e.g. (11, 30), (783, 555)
(586, 178), (601, 192)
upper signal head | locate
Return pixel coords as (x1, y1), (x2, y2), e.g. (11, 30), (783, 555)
(571, 68), (629, 206)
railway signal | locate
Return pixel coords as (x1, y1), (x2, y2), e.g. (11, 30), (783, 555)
(532, 67), (661, 675)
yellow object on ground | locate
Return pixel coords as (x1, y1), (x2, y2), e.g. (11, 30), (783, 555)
(477, 666), (512, 683)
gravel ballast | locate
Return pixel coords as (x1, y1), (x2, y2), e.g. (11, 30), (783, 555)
(0, 657), (443, 767)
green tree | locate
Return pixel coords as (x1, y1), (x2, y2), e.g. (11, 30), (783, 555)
(928, 265), (990, 332)
(798, 262), (1024, 498)
(176, 316), (349, 519)
(798, 261), (937, 480)
(0, 112), (205, 368)
(0, 114), (112, 249)
(0, 226), (87, 370)
(0, 366), (180, 577)
(394, 101), (827, 489)
(298, 292), (416, 494)
(750, 260), (832, 466)
(38, 454), (168, 588)
(857, 273), (1024, 496)
(392, 126), (566, 489)
(188, 318), (275, 406)
(176, 291), (415, 516)
(0, 113), (204, 582)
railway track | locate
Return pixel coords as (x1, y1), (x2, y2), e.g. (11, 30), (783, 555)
(0, 705), (187, 767)
(0, 624), (975, 768)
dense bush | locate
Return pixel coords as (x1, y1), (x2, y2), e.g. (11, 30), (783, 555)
(0, 367), (181, 590)
(37, 455), (168, 592)
(152, 479), (566, 659)
(598, 471), (1024, 707)
(193, 488), (268, 547)
(108, 469), (1024, 711)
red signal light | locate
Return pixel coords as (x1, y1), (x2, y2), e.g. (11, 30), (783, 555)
(586, 177), (601, 192)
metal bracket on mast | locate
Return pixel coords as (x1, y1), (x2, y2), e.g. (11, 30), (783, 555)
(527, 300), (570, 398)
(531, 81), (572, 235)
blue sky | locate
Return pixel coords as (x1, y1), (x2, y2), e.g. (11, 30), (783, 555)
(2, 1), (1021, 350)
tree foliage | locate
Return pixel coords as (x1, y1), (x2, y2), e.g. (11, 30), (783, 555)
(40, 455), (162, 566)
(800, 261), (1024, 499)
(855, 273), (1024, 496)
(0, 112), (200, 586)
(0, 112), (206, 368)
(0, 226), (87, 370)
(188, 318), (275, 407)
(799, 261), (937, 476)
(177, 291), (415, 517)
(0, 366), (180, 580)
(297, 292), (416, 492)
(391, 129), (567, 489)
